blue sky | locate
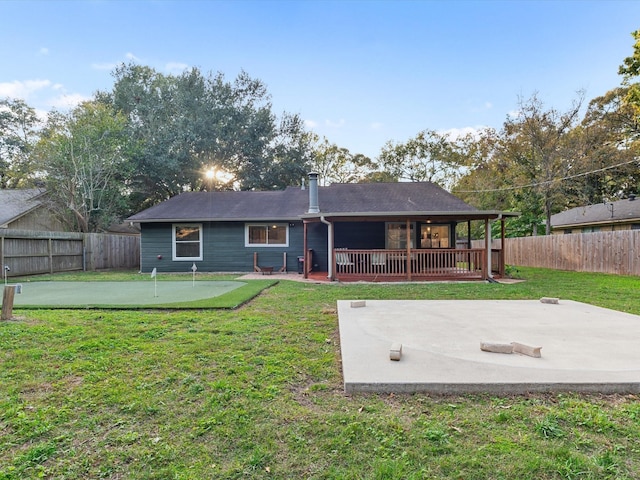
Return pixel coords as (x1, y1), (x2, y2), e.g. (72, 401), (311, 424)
(1, 0), (639, 159)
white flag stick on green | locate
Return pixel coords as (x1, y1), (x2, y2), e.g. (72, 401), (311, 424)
(191, 263), (197, 287)
(151, 268), (157, 297)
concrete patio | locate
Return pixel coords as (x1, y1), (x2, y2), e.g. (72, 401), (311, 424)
(338, 299), (640, 395)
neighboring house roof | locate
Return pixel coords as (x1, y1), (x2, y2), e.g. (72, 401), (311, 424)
(128, 182), (515, 223)
(0, 188), (47, 228)
(551, 196), (640, 229)
(106, 222), (141, 235)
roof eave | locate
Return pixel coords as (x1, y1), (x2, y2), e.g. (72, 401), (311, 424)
(551, 217), (640, 229)
(299, 210), (520, 220)
(128, 216), (301, 223)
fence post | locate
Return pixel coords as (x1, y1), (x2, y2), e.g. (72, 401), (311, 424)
(1, 285), (16, 321)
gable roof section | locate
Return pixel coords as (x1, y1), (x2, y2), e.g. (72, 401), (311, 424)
(127, 187), (309, 222)
(315, 182), (476, 215)
(0, 189), (47, 228)
(551, 197), (640, 228)
(128, 182), (514, 223)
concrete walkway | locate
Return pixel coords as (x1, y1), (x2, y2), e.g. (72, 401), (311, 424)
(338, 299), (640, 394)
(237, 272), (329, 283)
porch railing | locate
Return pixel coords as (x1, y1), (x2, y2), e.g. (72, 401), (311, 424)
(334, 248), (491, 281)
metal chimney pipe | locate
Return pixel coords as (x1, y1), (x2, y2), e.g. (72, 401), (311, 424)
(308, 172), (320, 213)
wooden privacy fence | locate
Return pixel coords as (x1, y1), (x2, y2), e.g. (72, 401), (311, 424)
(476, 230), (640, 276)
(0, 229), (140, 277)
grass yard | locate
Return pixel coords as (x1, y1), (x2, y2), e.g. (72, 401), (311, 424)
(1, 267), (640, 479)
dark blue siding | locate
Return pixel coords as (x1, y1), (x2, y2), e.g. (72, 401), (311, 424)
(335, 222), (385, 249)
(140, 221), (308, 273)
(306, 222), (329, 271)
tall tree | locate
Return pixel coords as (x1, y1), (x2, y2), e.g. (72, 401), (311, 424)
(257, 112), (314, 189)
(501, 92), (585, 235)
(378, 129), (464, 189)
(566, 87), (640, 204)
(309, 136), (374, 185)
(0, 98), (40, 188)
(618, 29), (640, 121)
(98, 64), (313, 211)
(34, 102), (132, 232)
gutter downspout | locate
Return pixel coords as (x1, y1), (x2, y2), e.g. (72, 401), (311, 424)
(320, 216), (333, 280)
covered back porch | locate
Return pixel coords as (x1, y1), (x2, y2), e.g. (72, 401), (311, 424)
(302, 214), (511, 282)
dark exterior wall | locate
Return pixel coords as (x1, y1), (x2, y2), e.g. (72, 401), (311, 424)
(140, 220), (309, 273)
(305, 222), (329, 271)
(334, 221), (460, 250)
(334, 222), (385, 249)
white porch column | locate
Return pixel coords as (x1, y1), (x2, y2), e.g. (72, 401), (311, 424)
(485, 219), (492, 279)
(320, 216), (333, 280)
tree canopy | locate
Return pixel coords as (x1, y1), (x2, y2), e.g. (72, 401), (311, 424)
(98, 64), (314, 211)
(2, 29), (640, 236)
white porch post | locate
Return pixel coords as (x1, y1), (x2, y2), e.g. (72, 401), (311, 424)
(320, 216), (334, 280)
(485, 218), (492, 279)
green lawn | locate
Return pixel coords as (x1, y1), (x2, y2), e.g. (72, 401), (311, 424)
(1, 267), (640, 479)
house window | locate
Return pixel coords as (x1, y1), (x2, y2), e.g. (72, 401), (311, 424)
(631, 224), (640, 230)
(563, 229), (573, 235)
(245, 224), (289, 247)
(173, 224), (203, 261)
(420, 224), (450, 248)
(385, 222), (415, 249)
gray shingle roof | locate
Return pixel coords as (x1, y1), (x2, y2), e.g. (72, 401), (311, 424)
(317, 181), (475, 213)
(551, 197), (640, 228)
(0, 189), (46, 227)
(127, 187), (309, 222)
(127, 182), (487, 223)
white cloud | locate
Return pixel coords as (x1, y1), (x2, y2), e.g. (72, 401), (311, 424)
(370, 122), (383, 130)
(325, 118), (346, 128)
(165, 62), (189, 74)
(39, 47), (49, 56)
(439, 126), (486, 141)
(0, 79), (88, 114)
(304, 119), (318, 129)
(49, 93), (90, 110)
(484, 101), (493, 109)
(125, 52), (140, 62)
(0, 79), (52, 99)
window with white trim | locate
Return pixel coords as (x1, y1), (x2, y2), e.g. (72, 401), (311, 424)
(245, 223), (289, 247)
(172, 224), (203, 261)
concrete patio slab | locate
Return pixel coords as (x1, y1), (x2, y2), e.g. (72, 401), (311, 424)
(337, 299), (640, 394)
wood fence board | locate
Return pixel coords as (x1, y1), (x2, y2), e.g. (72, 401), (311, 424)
(496, 231), (640, 276)
(0, 229), (139, 276)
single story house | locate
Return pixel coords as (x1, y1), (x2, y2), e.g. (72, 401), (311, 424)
(127, 173), (518, 281)
(0, 188), (67, 231)
(551, 195), (640, 234)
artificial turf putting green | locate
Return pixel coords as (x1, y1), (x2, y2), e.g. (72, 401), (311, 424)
(9, 280), (245, 308)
